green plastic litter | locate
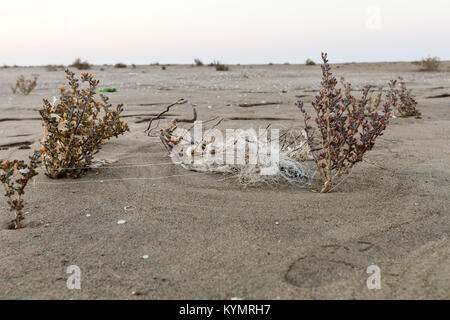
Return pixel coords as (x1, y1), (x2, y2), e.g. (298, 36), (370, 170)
(141, 69), (148, 73)
(99, 88), (117, 92)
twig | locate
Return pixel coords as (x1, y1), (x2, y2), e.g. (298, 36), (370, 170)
(145, 98), (187, 134)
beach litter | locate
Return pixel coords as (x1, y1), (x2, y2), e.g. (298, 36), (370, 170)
(124, 205), (136, 212)
(145, 99), (314, 186)
(99, 88), (117, 92)
(117, 220), (127, 225)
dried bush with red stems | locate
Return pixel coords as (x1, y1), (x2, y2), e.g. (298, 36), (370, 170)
(297, 53), (396, 193)
(394, 77), (421, 118)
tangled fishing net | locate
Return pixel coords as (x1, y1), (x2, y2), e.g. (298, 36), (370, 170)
(146, 100), (314, 186)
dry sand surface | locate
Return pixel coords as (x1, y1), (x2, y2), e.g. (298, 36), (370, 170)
(0, 62), (449, 299)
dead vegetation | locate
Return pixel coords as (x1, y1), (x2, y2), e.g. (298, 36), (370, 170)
(412, 57), (441, 71)
(394, 77), (421, 118)
(145, 100), (311, 186)
(39, 70), (129, 178)
(213, 61), (229, 71)
(71, 58), (91, 70)
(45, 65), (65, 72)
(143, 54), (421, 192)
(341, 76), (421, 118)
(0, 150), (42, 229)
(297, 53), (396, 193)
(194, 59), (203, 66)
(10, 75), (38, 95)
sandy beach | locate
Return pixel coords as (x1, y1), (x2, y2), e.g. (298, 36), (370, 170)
(0, 62), (449, 299)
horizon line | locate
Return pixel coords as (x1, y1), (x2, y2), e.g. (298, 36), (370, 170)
(2, 59), (448, 68)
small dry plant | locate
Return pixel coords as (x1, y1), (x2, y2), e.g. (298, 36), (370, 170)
(71, 58), (91, 70)
(394, 77), (421, 118)
(340, 77), (383, 114)
(341, 76), (420, 118)
(46, 65), (65, 72)
(10, 75), (38, 95)
(114, 63), (127, 68)
(297, 53), (396, 193)
(39, 69), (129, 178)
(305, 58), (316, 66)
(194, 59), (204, 66)
(1, 150), (41, 229)
(214, 61), (229, 71)
(412, 57), (440, 71)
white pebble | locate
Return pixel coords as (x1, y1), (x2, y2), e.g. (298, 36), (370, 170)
(117, 220), (127, 225)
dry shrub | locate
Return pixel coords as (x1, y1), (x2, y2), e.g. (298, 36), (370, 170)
(305, 58), (316, 66)
(114, 63), (127, 68)
(0, 150), (41, 229)
(297, 53), (396, 193)
(10, 75), (38, 95)
(71, 58), (91, 70)
(39, 69), (129, 178)
(394, 77), (421, 118)
(214, 61), (229, 71)
(46, 65), (65, 72)
(342, 76), (420, 118)
(340, 77), (383, 114)
(194, 59), (203, 66)
(413, 57), (440, 71)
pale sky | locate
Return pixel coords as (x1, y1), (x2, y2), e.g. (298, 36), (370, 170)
(0, 0), (448, 65)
